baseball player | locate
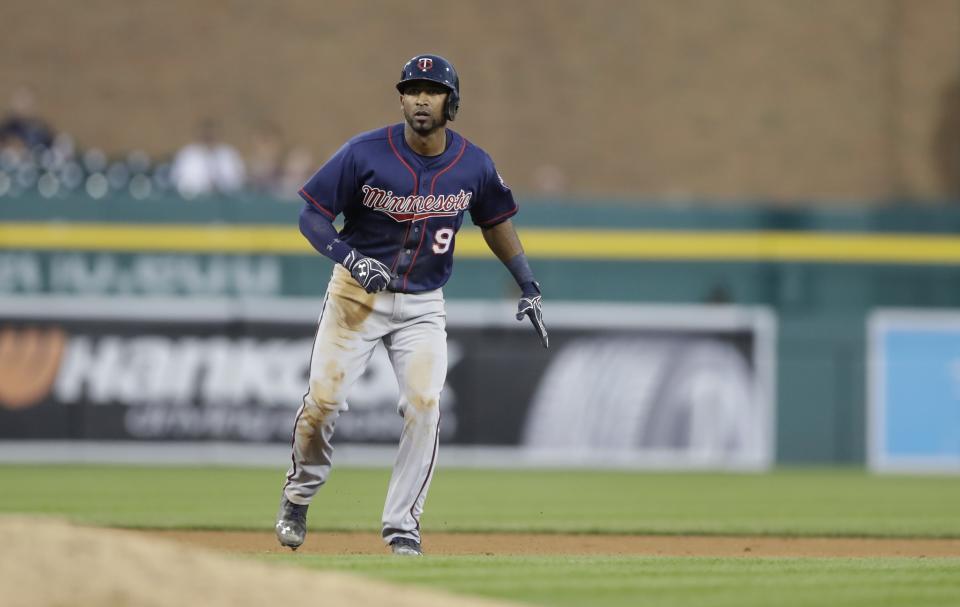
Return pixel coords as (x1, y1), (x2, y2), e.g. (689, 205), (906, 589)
(275, 54), (548, 556)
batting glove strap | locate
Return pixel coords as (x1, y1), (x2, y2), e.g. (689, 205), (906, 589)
(516, 290), (549, 349)
(343, 250), (392, 293)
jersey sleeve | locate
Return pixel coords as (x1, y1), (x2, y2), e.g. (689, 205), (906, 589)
(298, 142), (358, 220)
(469, 154), (518, 227)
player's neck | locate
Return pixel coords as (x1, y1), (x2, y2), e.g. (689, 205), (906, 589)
(403, 125), (447, 157)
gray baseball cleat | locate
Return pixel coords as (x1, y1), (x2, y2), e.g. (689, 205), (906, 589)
(390, 537), (423, 556)
(275, 495), (309, 550)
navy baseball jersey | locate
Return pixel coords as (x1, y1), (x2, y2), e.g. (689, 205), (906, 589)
(298, 123), (517, 293)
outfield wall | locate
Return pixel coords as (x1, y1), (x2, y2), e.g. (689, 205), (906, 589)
(4, 195), (960, 466)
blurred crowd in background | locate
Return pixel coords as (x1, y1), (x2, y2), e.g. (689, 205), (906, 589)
(0, 86), (315, 202)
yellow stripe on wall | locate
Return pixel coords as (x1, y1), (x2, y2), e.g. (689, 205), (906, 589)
(0, 223), (305, 253)
(3, 222), (960, 264)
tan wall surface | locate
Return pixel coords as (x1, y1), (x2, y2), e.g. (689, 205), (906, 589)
(3, 0), (960, 202)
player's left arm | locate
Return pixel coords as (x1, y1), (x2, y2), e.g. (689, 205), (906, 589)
(481, 219), (549, 348)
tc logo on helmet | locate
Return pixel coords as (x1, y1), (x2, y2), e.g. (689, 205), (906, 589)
(417, 58), (433, 71)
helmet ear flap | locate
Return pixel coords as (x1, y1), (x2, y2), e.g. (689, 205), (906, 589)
(445, 91), (459, 122)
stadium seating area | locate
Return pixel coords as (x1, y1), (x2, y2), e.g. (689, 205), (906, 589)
(0, 135), (173, 200)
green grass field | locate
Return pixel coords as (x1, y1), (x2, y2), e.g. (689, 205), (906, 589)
(1, 464), (959, 607)
(277, 555), (960, 607)
(2, 465), (958, 537)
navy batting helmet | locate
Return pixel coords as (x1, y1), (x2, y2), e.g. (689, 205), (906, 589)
(396, 54), (460, 121)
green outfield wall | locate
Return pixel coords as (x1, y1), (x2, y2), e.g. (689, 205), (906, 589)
(5, 195), (960, 464)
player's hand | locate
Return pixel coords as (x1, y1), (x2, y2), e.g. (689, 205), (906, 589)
(516, 282), (548, 348)
(343, 250), (393, 293)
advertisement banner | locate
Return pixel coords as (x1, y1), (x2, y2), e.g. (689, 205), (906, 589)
(868, 310), (960, 473)
(0, 297), (775, 469)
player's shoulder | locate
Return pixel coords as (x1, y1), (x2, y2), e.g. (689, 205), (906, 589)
(327, 126), (395, 164)
(344, 125), (394, 149)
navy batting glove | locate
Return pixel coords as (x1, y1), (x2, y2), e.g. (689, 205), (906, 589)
(343, 250), (393, 293)
(516, 281), (548, 349)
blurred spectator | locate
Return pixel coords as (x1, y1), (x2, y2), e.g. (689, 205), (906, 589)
(170, 118), (246, 198)
(246, 123), (316, 201)
(0, 103), (307, 201)
(276, 145), (315, 200)
(0, 86), (55, 152)
(247, 122), (285, 195)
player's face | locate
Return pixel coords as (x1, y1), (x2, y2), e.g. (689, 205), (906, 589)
(400, 82), (448, 134)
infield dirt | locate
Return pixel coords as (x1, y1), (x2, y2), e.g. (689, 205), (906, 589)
(5, 519), (958, 607)
(0, 518), (522, 607)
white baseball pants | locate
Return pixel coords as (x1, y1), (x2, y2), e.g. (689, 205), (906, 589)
(282, 264), (446, 545)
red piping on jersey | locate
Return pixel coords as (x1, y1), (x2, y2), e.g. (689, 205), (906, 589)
(387, 125), (420, 274)
(479, 206), (518, 227)
(399, 135), (467, 290)
(429, 137), (467, 194)
(387, 125), (419, 193)
(401, 219), (429, 291)
(299, 189), (336, 220)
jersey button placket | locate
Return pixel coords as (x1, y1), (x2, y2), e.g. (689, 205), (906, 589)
(396, 173), (428, 288)
(397, 230), (416, 275)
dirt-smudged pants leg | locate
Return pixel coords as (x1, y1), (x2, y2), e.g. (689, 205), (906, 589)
(283, 264), (446, 547)
(283, 265), (383, 504)
(380, 288), (446, 545)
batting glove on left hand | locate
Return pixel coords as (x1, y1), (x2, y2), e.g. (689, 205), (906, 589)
(516, 281), (549, 349)
(343, 250), (393, 293)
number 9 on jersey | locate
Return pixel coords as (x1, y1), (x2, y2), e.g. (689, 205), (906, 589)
(432, 228), (454, 254)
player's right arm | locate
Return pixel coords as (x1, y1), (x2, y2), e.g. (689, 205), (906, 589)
(298, 204), (393, 293)
(297, 142), (392, 294)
